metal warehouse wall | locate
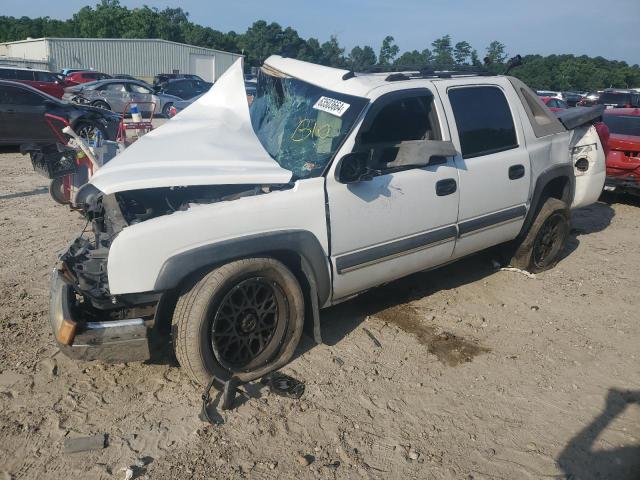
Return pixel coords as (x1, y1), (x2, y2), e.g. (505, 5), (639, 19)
(0, 39), (48, 62)
(45, 38), (242, 80)
(0, 57), (49, 70)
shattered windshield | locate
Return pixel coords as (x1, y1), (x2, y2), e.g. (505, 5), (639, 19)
(250, 70), (368, 179)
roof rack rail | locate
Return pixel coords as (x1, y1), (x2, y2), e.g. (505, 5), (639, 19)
(362, 63), (490, 74)
(348, 63), (493, 82)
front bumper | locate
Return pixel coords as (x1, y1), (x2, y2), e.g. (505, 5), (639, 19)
(49, 269), (152, 363)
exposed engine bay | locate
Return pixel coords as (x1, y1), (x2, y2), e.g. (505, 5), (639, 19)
(60, 184), (285, 313)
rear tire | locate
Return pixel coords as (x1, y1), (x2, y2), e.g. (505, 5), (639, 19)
(172, 258), (305, 386)
(508, 197), (570, 273)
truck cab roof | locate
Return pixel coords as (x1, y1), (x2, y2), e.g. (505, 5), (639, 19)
(263, 55), (506, 99)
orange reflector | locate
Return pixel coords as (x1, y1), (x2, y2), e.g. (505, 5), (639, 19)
(56, 319), (77, 346)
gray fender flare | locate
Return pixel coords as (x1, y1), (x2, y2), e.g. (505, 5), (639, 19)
(520, 164), (575, 237)
(153, 230), (330, 343)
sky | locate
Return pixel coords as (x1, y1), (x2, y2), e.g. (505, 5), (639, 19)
(3, 0), (640, 65)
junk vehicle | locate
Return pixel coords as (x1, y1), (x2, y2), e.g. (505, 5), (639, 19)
(0, 80), (120, 145)
(602, 108), (640, 194)
(50, 57), (606, 389)
(0, 66), (66, 99)
(598, 89), (640, 109)
(63, 79), (180, 117)
(23, 111), (122, 204)
(154, 78), (213, 101)
(63, 71), (112, 87)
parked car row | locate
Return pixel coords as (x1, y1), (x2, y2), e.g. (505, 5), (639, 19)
(537, 88), (640, 110)
(63, 79), (181, 117)
(0, 66), (217, 108)
(0, 80), (121, 145)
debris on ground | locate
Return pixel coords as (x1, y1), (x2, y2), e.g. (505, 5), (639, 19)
(362, 327), (383, 347)
(261, 372), (305, 399)
(63, 433), (107, 454)
(498, 266), (537, 279)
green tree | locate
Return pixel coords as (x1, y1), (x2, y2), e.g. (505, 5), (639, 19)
(318, 35), (345, 67)
(378, 35), (399, 65)
(394, 49), (433, 66)
(431, 35), (454, 66)
(297, 37), (322, 63)
(470, 49), (481, 67)
(453, 41), (472, 65)
(485, 40), (507, 64)
(348, 45), (377, 70)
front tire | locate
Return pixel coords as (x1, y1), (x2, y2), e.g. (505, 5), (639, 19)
(508, 197), (570, 273)
(172, 258), (305, 386)
(74, 121), (107, 141)
(91, 100), (111, 110)
(162, 102), (174, 117)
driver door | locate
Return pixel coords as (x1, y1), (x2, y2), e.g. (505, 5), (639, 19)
(127, 83), (156, 115)
(326, 88), (460, 300)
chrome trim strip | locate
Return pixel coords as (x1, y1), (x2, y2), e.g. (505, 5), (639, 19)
(85, 318), (145, 329)
(336, 225), (457, 274)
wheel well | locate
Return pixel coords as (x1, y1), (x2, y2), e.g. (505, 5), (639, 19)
(153, 250), (318, 340)
(92, 99), (111, 109)
(539, 175), (571, 205)
(518, 171), (573, 240)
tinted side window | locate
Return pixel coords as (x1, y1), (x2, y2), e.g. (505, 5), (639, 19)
(361, 95), (441, 144)
(35, 71), (57, 82)
(448, 86), (518, 159)
(101, 83), (127, 92)
(3, 86), (42, 105)
(0, 69), (17, 79)
(14, 70), (35, 81)
(128, 84), (152, 94)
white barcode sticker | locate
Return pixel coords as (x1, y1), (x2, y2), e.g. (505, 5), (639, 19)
(313, 96), (350, 117)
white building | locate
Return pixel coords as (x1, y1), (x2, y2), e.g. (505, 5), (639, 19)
(0, 37), (243, 82)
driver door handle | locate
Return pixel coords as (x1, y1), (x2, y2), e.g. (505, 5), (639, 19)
(436, 178), (457, 196)
(509, 164), (525, 180)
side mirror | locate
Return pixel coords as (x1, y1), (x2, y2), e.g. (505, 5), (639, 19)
(335, 152), (375, 184)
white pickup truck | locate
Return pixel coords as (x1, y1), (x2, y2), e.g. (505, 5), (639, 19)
(50, 57), (606, 386)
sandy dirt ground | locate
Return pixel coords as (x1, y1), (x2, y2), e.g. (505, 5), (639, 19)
(0, 149), (638, 480)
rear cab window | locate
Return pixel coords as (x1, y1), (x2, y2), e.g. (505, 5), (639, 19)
(448, 85), (518, 159)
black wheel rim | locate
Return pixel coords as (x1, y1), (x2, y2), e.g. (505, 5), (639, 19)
(76, 124), (96, 140)
(210, 277), (283, 370)
(532, 213), (565, 267)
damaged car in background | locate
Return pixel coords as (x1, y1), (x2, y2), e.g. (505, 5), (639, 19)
(50, 56), (607, 397)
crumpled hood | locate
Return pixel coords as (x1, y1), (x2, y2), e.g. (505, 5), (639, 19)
(89, 60), (293, 195)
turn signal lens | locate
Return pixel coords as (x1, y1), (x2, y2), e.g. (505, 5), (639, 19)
(56, 318), (77, 346)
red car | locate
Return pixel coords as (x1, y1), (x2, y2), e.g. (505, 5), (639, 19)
(602, 108), (640, 194)
(541, 96), (569, 112)
(64, 71), (112, 86)
(0, 66), (65, 98)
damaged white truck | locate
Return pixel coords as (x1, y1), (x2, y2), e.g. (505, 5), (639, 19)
(50, 56), (606, 387)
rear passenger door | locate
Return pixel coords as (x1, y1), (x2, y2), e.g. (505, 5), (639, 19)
(0, 85), (48, 142)
(434, 81), (531, 258)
